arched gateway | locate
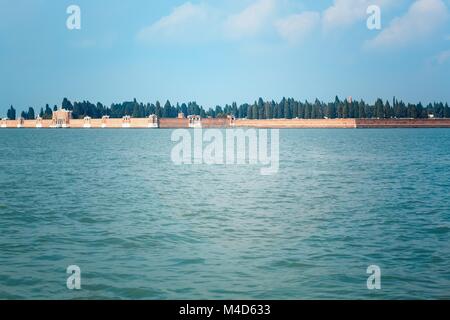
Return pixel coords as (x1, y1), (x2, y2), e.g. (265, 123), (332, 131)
(51, 109), (72, 128)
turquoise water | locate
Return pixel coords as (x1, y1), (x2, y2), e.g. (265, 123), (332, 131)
(0, 129), (449, 299)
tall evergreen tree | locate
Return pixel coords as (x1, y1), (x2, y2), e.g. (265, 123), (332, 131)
(62, 98), (73, 110)
(7, 106), (16, 120)
(359, 101), (366, 118)
(264, 102), (273, 119)
(155, 101), (162, 118)
(444, 103), (450, 118)
(247, 104), (253, 119)
(163, 100), (172, 118)
(232, 102), (238, 118)
(375, 99), (384, 118)
(43, 104), (52, 119)
(278, 98), (285, 118)
(284, 98), (291, 119)
(384, 101), (392, 119)
(304, 101), (312, 119)
(28, 107), (35, 119)
(252, 103), (258, 120)
(342, 101), (349, 118)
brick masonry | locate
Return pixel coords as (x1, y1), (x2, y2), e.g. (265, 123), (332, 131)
(2, 118), (450, 129)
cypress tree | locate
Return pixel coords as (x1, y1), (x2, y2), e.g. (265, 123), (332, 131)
(28, 107), (35, 119)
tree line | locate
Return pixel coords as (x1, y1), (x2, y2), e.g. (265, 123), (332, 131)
(3, 96), (450, 120)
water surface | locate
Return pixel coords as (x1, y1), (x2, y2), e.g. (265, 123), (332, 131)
(0, 129), (449, 299)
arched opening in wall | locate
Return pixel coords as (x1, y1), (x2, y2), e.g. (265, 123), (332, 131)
(122, 115), (131, 128)
(36, 116), (43, 128)
(188, 115), (202, 128)
(148, 114), (159, 128)
(83, 116), (92, 128)
(102, 115), (110, 128)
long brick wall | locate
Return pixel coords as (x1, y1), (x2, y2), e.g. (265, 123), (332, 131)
(202, 118), (230, 128)
(235, 119), (357, 128)
(159, 118), (189, 128)
(355, 119), (450, 128)
(2, 118), (450, 129)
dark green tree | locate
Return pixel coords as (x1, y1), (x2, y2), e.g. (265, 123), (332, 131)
(444, 103), (450, 118)
(246, 104), (253, 119)
(358, 101), (366, 118)
(43, 104), (53, 119)
(284, 98), (291, 119)
(304, 101), (312, 119)
(7, 106), (16, 120)
(278, 98), (285, 118)
(384, 101), (392, 119)
(155, 101), (162, 118)
(375, 99), (384, 118)
(62, 98), (73, 110)
(162, 100), (172, 118)
(28, 107), (35, 119)
(252, 103), (258, 120)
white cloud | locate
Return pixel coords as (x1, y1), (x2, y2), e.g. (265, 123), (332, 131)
(323, 0), (390, 31)
(275, 12), (320, 44)
(367, 0), (449, 48)
(223, 0), (276, 39)
(137, 0), (449, 49)
(137, 2), (215, 43)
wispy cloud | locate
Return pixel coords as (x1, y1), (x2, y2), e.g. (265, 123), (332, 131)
(275, 12), (320, 44)
(322, 0), (390, 31)
(223, 0), (276, 39)
(366, 0), (449, 49)
(137, 0), (277, 43)
(136, 0), (449, 50)
(136, 2), (216, 43)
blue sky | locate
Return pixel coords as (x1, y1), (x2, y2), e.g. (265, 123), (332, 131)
(0, 0), (449, 114)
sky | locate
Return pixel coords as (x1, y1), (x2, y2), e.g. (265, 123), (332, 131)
(0, 0), (449, 114)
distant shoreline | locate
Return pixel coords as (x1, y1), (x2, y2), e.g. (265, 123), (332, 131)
(2, 117), (450, 129)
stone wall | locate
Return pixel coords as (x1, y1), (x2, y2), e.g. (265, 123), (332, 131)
(202, 118), (231, 128)
(356, 119), (450, 128)
(2, 118), (450, 129)
(235, 119), (357, 128)
(159, 118), (189, 128)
